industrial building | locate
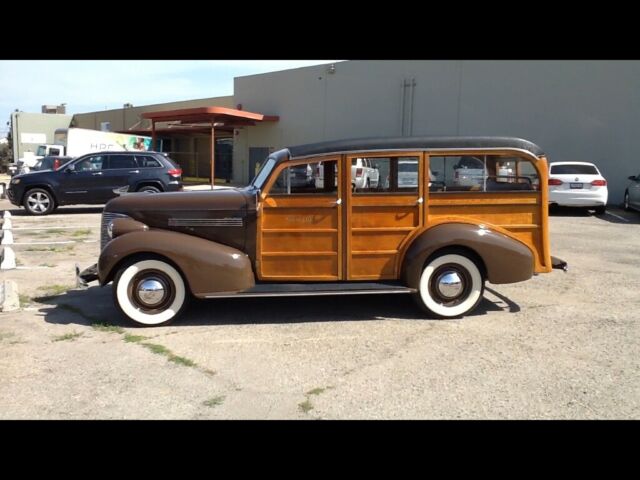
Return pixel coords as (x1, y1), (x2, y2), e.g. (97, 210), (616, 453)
(15, 61), (640, 203)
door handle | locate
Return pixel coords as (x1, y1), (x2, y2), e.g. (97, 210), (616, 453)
(129, 170), (140, 174)
(92, 172), (103, 176)
(416, 197), (424, 204)
(333, 198), (342, 206)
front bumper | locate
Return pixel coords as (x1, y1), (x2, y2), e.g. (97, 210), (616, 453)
(76, 263), (98, 287)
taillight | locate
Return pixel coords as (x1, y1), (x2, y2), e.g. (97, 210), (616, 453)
(548, 178), (563, 186)
(53, 159), (60, 170)
(356, 167), (363, 177)
(591, 179), (607, 186)
(168, 168), (182, 177)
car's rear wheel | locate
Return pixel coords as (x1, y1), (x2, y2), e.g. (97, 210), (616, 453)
(113, 258), (188, 327)
(137, 185), (161, 193)
(414, 252), (484, 319)
(624, 191), (631, 211)
(23, 188), (55, 215)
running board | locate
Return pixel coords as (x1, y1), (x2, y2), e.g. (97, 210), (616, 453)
(204, 281), (416, 299)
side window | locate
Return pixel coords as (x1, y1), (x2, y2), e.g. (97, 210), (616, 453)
(269, 160), (337, 195)
(75, 155), (105, 172)
(429, 155), (538, 192)
(352, 157), (419, 194)
(106, 155), (137, 170)
(49, 148), (61, 156)
(136, 156), (161, 168)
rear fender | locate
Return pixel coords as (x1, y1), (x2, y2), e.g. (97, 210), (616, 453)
(401, 222), (534, 287)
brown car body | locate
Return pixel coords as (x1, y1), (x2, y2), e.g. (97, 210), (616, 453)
(84, 136), (565, 326)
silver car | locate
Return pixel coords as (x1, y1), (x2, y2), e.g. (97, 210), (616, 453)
(624, 174), (640, 212)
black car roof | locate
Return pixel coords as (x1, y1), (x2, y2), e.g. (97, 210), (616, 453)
(286, 136), (544, 158)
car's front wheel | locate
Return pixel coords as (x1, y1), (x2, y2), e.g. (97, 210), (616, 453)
(624, 191), (631, 211)
(414, 251), (484, 319)
(113, 258), (188, 327)
(137, 185), (161, 193)
(23, 188), (55, 215)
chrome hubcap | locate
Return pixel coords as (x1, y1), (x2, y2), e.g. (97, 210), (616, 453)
(136, 278), (166, 306)
(436, 271), (463, 298)
(27, 192), (50, 212)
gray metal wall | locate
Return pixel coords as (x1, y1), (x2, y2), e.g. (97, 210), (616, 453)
(10, 112), (72, 161)
(234, 60), (640, 203)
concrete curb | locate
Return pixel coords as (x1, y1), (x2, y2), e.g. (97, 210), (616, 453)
(0, 280), (20, 312)
(0, 246), (16, 270)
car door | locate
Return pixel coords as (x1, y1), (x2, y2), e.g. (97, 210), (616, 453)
(102, 154), (139, 200)
(258, 156), (342, 280)
(347, 153), (424, 280)
(58, 154), (109, 204)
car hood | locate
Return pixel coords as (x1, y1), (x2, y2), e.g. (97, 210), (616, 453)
(106, 188), (250, 214)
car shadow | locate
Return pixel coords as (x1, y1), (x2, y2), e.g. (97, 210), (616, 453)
(39, 284), (521, 328)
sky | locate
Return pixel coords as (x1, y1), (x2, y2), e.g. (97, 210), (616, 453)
(0, 60), (340, 138)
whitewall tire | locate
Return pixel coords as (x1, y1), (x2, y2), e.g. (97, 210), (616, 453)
(415, 253), (484, 318)
(113, 259), (187, 326)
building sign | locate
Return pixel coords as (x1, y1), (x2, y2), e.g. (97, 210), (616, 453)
(21, 133), (47, 144)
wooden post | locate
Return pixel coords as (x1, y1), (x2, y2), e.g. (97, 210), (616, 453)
(151, 120), (156, 151)
(211, 122), (215, 190)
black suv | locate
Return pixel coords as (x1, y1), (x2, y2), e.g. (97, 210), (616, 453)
(7, 151), (183, 215)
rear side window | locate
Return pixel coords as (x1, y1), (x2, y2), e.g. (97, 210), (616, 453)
(136, 156), (161, 168)
(107, 155), (136, 170)
(550, 164), (599, 175)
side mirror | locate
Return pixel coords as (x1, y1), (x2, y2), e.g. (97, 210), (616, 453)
(629, 175), (637, 181)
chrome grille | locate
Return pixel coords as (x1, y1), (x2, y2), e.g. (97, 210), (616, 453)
(100, 212), (129, 251)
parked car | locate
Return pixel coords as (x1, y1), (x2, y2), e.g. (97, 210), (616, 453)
(624, 173), (640, 212)
(453, 156), (485, 186)
(316, 157), (379, 190)
(547, 162), (608, 214)
(32, 155), (74, 172)
(384, 158), (419, 189)
(78, 136), (566, 327)
(7, 151), (183, 215)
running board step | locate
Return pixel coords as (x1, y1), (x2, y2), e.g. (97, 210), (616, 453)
(205, 282), (417, 299)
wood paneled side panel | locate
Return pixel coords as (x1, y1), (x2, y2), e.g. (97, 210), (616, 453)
(260, 255), (338, 279)
(351, 231), (408, 251)
(350, 254), (397, 279)
(352, 206), (419, 228)
(428, 205), (540, 227)
(262, 231), (337, 253)
(262, 208), (338, 229)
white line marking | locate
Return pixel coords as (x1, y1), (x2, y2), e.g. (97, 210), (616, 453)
(10, 226), (96, 231)
(605, 211), (630, 222)
(13, 240), (98, 245)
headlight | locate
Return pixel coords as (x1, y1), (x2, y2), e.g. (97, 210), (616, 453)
(107, 220), (114, 238)
(11, 178), (20, 184)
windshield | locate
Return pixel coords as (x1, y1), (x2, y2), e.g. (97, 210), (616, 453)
(550, 164), (599, 175)
(251, 157), (276, 189)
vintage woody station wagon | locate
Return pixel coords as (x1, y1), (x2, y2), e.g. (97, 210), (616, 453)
(79, 136), (567, 326)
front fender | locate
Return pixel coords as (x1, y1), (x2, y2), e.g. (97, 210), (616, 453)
(401, 222), (534, 287)
(98, 229), (255, 296)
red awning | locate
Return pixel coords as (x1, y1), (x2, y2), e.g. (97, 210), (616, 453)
(142, 106), (279, 126)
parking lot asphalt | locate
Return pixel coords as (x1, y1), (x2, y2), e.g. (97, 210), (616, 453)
(1, 199), (639, 419)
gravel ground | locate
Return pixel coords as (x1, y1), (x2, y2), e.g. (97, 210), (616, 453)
(1, 199), (639, 419)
